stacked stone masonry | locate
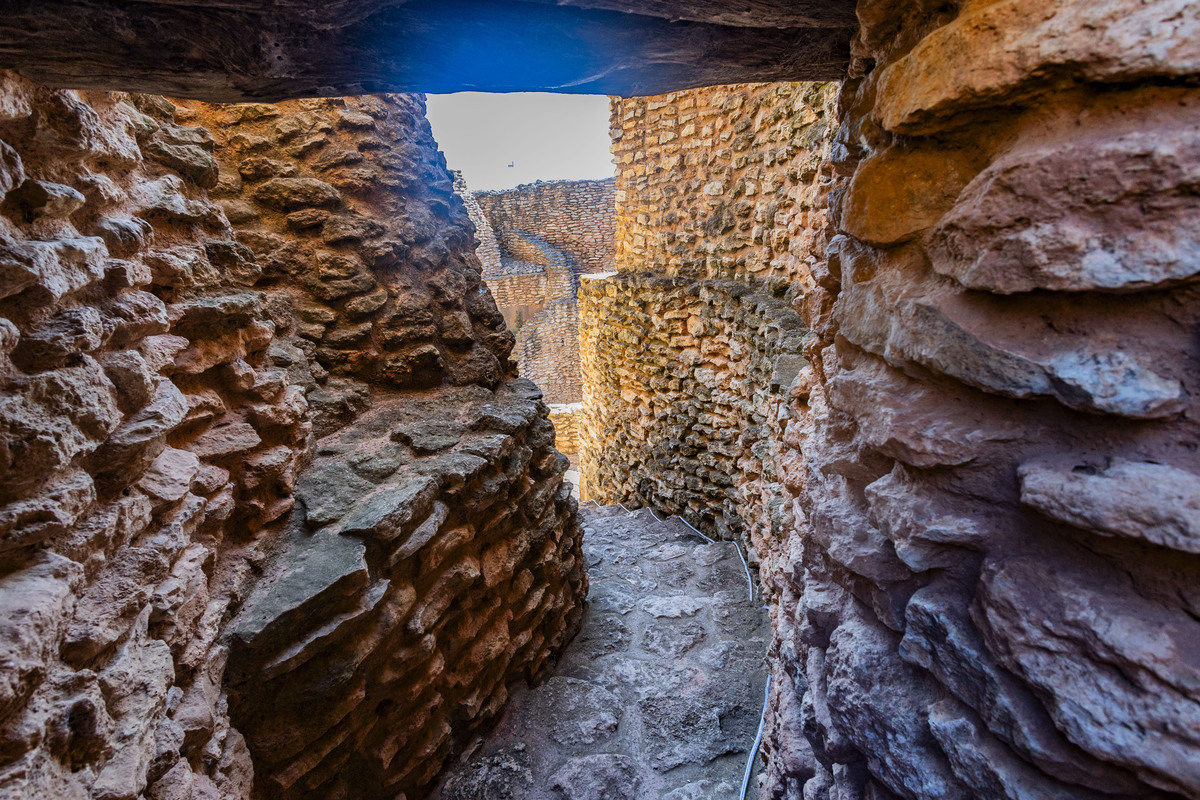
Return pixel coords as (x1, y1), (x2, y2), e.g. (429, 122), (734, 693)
(754, 2), (1200, 797)
(0, 73), (585, 800)
(546, 404), (581, 462)
(584, 81), (837, 542)
(584, 50), (1200, 800)
(475, 180), (616, 277)
(611, 82), (838, 286)
(456, 179), (616, 406)
(450, 172), (502, 279)
(579, 273), (809, 542)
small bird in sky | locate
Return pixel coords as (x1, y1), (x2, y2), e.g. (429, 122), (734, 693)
(508, 162), (514, 168)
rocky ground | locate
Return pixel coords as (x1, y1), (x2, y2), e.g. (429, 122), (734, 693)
(433, 504), (770, 799)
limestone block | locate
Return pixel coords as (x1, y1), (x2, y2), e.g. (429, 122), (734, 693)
(1019, 458), (1200, 553)
(931, 119), (1200, 293)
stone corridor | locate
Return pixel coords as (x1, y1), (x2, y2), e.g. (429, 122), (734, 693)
(434, 504), (770, 800)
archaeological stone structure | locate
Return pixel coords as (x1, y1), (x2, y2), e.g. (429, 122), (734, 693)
(581, 81), (836, 545)
(456, 178), (615, 465)
(0, 2), (1199, 800)
(0, 78), (583, 800)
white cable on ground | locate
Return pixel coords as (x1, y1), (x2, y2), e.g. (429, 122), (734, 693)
(740, 673), (771, 800)
(678, 517), (717, 545)
(617, 502), (632, 514)
(733, 539), (755, 602)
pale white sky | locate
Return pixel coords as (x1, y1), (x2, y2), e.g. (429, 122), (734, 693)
(427, 92), (615, 192)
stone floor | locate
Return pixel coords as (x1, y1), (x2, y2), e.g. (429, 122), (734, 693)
(432, 504), (770, 800)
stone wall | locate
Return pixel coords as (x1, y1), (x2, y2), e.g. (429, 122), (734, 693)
(546, 403), (581, 459)
(475, 179), (615, 276)
(453, 178), (617, 406)
(509, 298), (581, 408)
(759, 5), (1200, 799)
(452, 171), (501, 274)
(590, 53), (1200, 800)
(611, 82), (838, 285)
(579, 272), (808, 542)
(582, 81), (835, 543)
(0, 75), (307, 800)
(0, 74), (585, 800)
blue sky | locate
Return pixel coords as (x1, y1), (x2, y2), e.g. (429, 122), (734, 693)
(427, 92), (615, 191)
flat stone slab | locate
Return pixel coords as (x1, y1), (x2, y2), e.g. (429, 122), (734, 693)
(434, 505), (769, 799)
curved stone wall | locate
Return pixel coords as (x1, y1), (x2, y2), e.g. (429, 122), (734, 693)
(452, 171), (502, 274)
(579, 272), (809, 542)
(761, 2), (1200, 797)
(454, 178), (617, 406)
(475, 179), (615, 276)
(0, 76), (585, 800)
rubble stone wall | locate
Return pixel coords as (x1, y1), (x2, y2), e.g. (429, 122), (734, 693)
(511, 298), (582, 407)
(451, 171), (501, 273)
(475, 179), (616, 276)
(758, 3), (1200, 799)
(579, 272), (809, 543)
(0, 74), (585, 800)
(611, 82), (838, 285)
(546, 403), (581, 459)
(484, 271), (548, 315)
(452, 178), (614, 407)
(582, 82), (835, 545)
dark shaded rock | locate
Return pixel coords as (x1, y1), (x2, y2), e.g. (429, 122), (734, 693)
(143, 136), (219, 188)
(231, 527), (369, 654)
(90, 378), (186, 493)
(188, 420), (261, 460)
(391, 419), (465, 454)
(295, 461), (375, 527)
(335, 476), (438, 543)
(0, 553), (83, 718)
(1019, 458), (1200, 554)
(92, 216), (154, 257)
(548, 754), (642, 800)
(12, 306), (105, 370)
(0, 1), (853, 100)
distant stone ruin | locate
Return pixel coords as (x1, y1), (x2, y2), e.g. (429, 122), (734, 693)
(454, 176), (615, 468)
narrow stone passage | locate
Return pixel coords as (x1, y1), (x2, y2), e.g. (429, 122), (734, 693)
(434, 505), (770, 799)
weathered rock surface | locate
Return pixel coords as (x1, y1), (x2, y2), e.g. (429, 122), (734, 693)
(0, 74), (585, 800)
(582, 40), (1200, 800)
(0, 75), (311, 800)
(228, 383), (584, 800)
(435, 504), (768, 800)
(752, 2), (1200, 798)
(579, 271), (812, 547)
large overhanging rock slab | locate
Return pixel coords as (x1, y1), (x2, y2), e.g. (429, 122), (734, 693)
(0, 0), (854, 101)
